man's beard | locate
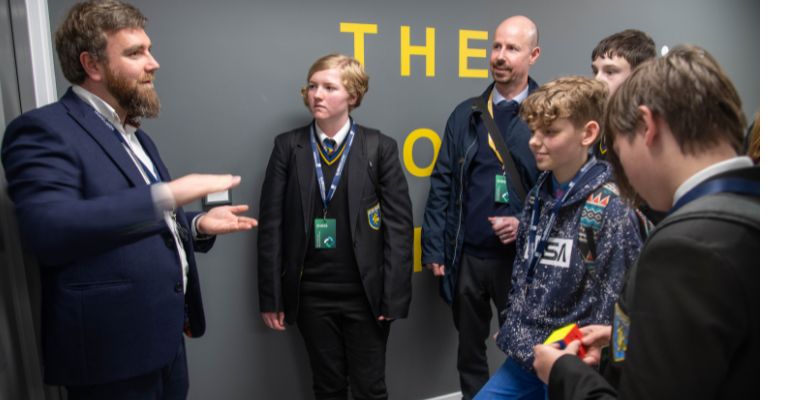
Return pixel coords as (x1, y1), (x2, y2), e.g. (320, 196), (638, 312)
(106, 68), (161, 122)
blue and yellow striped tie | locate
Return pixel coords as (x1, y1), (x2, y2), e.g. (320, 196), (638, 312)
(323, 138), (336, 155)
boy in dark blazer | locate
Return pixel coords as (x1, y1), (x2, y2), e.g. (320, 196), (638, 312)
(532, 45), (758, 400)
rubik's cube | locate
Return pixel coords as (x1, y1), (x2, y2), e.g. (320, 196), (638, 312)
(543, 323), (587, 359)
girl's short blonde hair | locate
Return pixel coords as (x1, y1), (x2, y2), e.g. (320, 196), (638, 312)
(301, 54), (369, 110)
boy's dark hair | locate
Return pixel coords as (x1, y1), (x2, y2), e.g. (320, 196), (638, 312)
(606, 44), (745, 154)
(55, 0), (147, 84)
(591, 29), (656, 68)
(604, 44), (746, 199)
(746, 112), (760, 163)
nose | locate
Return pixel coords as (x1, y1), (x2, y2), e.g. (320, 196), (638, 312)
(491, 46), (505, 63)
(595, 71), (607, 82)
(146, 52), (160, 72)
(529, 131), (542, 149)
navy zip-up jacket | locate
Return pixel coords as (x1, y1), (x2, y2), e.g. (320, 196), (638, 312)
(421, 79), (540, 303)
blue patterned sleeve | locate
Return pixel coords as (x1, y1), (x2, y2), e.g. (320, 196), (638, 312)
(590, 199), (644, 324)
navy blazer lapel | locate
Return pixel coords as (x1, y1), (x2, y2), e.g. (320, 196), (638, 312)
(61, 89), (146, 187)
(135, 130), (171, 182)
(133, 131), (191, 237)
(295, 126), (314, 235)
(347, 126), (367, 242)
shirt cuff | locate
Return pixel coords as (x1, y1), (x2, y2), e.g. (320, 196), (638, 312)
(151, 182), (176, 215)
(192, 213), (214, 240)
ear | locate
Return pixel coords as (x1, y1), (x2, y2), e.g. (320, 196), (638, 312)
(529, 46), (541, 66)
(638, 105), (659, 147)
(79, 51), (104, 82)
(581, 120), (600, 147)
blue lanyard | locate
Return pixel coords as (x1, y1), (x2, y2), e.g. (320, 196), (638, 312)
(310, 119), (356, 216)
(93, 109), (161, 183)
(523, 158), (597, 285)
(670, 177), (759, 214)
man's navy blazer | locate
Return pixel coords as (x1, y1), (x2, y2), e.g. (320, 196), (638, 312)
(1, 88), (213, 385)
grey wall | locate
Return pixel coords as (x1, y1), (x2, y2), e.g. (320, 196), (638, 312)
(41, 0), (759, 398)
(3, 1), (63, 399)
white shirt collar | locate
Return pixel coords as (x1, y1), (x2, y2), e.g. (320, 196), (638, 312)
(673, 156), (754, 206)
(71, 84), (157, 184)
(72, 85), (137, 136)
(492, 84), (529, 105)
(314, 119), (351, 150)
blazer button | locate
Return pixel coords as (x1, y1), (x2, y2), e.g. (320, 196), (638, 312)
(164, 235), (176, 250)
(175, 283), (182, 293)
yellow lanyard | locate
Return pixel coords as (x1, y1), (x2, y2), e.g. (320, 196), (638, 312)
(486, 94), (504, 167)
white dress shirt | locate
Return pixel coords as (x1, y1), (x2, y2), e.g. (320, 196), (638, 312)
(314, 118), (352, 151)
(492, 84), (529, 105)
(673, 156), (755, 206)
(72, 85), (192, 292)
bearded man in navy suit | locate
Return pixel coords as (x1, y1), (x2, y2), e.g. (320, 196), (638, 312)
(1, 1), (257, 398)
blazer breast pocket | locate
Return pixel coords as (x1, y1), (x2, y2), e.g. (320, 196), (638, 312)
(65, 279), (133, 291)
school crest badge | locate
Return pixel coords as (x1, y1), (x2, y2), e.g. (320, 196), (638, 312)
(367, 203), (381, 230)
(612, 302), (630, 362)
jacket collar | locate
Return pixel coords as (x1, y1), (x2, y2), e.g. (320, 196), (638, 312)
(61, 88), (149, 187)
(476, 76), (540, 109)
(471, 77), (540, 126)
(536, 158), (611, 208)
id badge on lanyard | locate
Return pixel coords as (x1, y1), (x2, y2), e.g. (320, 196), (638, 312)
(522, 159), (597, 286)
(495, 174), (509, 203)
(486, 96), (511, 204)
(310, 119), (356, 249)
(314, 218), (336, 249)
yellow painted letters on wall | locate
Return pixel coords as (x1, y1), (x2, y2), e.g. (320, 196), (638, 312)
(403, 128), (442, 177)
(340, 22), (379, 67)
(400, 26), (436, 77)
(459, 29), (489, 78)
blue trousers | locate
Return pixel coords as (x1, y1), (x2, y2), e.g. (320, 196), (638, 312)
(474, 358), (548, 400)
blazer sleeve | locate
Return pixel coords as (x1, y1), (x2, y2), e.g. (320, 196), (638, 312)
(256, 134), (290, 312)
(590, 202), (643, 325)
(376, 133), (414, 319)
(549, 355), (618, 400)
(420, 111), (456, 266)
(2, 112), (163, 266)
(612, 233), (750, 400)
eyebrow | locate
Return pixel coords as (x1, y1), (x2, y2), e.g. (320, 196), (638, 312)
(122, 45), (148, 56)
(308, 80), (339, 86)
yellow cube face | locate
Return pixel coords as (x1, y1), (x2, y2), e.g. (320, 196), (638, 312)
(543, 323), (578, 344)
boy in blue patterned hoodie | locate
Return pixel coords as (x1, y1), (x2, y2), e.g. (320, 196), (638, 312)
(475, 76), (645, 399)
